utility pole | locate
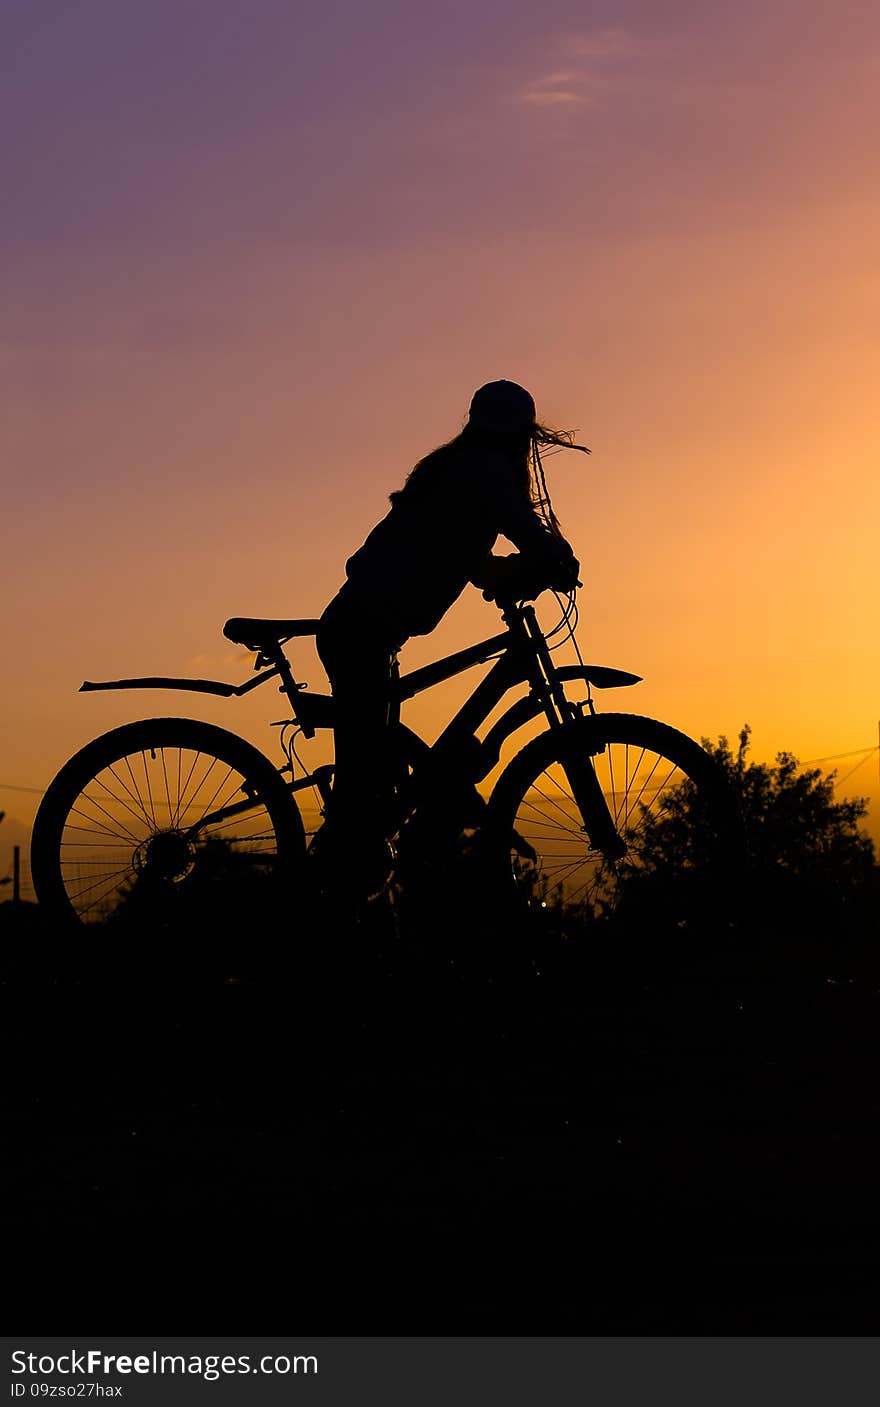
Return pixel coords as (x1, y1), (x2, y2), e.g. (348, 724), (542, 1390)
(13, 845), (20, 905)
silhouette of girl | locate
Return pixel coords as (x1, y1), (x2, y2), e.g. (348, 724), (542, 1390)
(316, 379), (586, 898)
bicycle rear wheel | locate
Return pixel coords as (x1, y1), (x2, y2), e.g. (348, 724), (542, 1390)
(488, 713), (741, 922)
(32, 718), (305, 931)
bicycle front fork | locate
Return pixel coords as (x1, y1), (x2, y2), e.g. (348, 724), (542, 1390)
(516, 603), (627, 858)
(558, 736), (628, 859)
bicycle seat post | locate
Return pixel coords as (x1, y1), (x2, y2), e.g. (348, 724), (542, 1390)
(260, 640), (315, 739)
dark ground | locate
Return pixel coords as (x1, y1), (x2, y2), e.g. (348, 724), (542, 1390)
(5, 903), (880, 1333)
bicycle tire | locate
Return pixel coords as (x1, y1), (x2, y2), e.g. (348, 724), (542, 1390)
(487, 712), (742, 922)
(31, 718), (306, 931)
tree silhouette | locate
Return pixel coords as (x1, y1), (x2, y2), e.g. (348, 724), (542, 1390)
(635, 725), (876, 936)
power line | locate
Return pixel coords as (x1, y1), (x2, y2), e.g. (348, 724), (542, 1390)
(836, 752), (876, 788)
(799, 746), (879, 767)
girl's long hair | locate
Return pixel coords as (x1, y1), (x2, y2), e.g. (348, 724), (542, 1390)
(390, 422), (590, 536)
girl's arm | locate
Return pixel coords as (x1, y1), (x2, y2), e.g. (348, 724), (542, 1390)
(473, 513), (580, 602)
(469, 449), (580, 600)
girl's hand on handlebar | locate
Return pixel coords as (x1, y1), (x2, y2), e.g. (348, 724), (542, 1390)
(548, 551), (581, 593)
(478, 553), (581, 604)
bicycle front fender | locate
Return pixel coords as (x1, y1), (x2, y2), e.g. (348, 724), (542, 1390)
(475, 665), (641, 781)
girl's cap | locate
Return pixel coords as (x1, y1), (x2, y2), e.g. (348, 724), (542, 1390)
(468, 380), (537, 432)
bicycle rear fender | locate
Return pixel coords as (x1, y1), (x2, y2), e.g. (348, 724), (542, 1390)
(475, 664), (641, 781)
(80, 675), (242, 697)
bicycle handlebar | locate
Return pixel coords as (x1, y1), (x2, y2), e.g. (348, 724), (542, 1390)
(484, 578), (582, 609)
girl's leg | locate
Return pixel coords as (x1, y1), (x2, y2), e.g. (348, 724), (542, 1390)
(316, 596), (398, 891)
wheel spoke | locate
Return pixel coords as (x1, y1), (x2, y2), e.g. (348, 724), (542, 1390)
(160, 748), (174, 829)
(518, 793), (584, 840)
(541, 857), (593, 882)
(531, 776), (585, 831)
(140, 751), (159, 828)
(620, 751), (666, 826)
(176, 755), (219, 823)
(201, 806), (274, 845)
(512, 816), (583, 834)
(607, 745), (618, 829)
(90, 773), (155, 836)
(188, 764), (237, 832)
(64, 863), (137, 901)
(67, 801), (140, 846)
(121, 754), (153, 829)
(59, 841), (133, 849)
(173, 749), (202, 828)
(102, 763), (155, 829)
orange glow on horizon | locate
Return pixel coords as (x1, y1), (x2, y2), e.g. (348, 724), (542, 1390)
(4, 2), (880, 891)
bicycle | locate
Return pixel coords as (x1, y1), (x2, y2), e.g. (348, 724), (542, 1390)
(31, 587), (740, 933)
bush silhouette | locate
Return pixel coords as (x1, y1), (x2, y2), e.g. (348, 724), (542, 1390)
(632, 725), (876, 937)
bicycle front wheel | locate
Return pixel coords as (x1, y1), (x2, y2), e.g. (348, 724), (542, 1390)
(488, 713), (741, 921)
(32, 718), (305, 930)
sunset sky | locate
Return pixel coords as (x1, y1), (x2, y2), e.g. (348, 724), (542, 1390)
(3, 0), (880, 891)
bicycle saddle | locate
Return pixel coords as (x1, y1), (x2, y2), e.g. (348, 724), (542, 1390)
(223, 617), (320, 647)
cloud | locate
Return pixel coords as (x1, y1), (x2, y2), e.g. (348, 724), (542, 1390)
(519, 27), (646, 110)
(186, 650), (253, 673)
(564, 28), (640, 62)
(521, 70), (595, 108)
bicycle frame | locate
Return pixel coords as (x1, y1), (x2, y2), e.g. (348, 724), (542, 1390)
(79, 599), (642, 849)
